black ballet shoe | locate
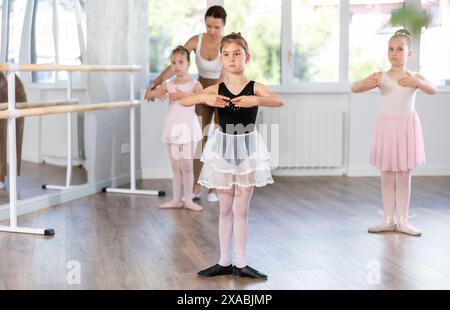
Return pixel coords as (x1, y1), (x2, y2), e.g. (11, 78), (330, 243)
(233, 265), (268, 280)
(197, 264), (233, 277)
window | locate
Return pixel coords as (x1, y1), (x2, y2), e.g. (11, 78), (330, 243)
(225, 0), (281, 85)
(292, 0), (340, 83)
(149, 0), (206, 76)
(420, 0), (450, 86)
(147, 0), (449, 90)
(57, 0), (81, 65)
(30, 0), (86, 83)
(0, 2), (3, 45)
(7, 0), (27, 63)
(33, 0), (56, 82)
(349, 0), (405, 82)
(55, 0), (83, 81)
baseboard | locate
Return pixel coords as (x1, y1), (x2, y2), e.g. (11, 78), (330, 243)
(345, 166), (379, 177)
(346, 166), (450, 177)
(126, 166), (450, 179)
(21, 154), (86, 167)
(21, 152), (42, 163)
(42, 156), (85, 167)
(0, 173), (133, 221)
(141, 168), (172, 179)
(272, 167), (345, 176)
(142, 167), (347, 178)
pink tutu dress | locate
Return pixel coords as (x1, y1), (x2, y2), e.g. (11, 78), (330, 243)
(370, 71), (425, 172)
(161, 80), (203, 145)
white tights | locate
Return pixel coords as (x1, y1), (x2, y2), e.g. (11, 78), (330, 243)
(381, 171), (412, 222)
(217, 185), (254, 268)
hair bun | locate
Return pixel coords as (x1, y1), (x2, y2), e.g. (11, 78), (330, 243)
(394, 29), (411, 37)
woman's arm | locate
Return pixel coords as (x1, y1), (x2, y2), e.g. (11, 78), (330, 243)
(145, 67), (174, 92)
(218, 67), (227, 84)
(180, 84), (228, 107)
(351, 72), (381, 93)
(145, 83), (168, 101)
(232, 83), (284, 108)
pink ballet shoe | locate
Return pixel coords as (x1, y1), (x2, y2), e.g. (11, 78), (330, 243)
(368, 216), (396, 233)
(396, 216), (422, 236)
(184, 202), (203, 211)
(159, 201), (184, 209)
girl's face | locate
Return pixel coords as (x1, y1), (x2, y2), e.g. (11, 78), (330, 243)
(171, 53), (190, 76)
(205, 16), (224, 37)
(388, 37), (412, 67)
(221, 42), (249, 74)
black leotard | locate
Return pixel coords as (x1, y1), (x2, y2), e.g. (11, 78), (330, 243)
(218, 81), (258, 135)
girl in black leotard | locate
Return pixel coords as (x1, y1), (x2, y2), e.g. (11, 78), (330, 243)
(181, 33), (284, 280)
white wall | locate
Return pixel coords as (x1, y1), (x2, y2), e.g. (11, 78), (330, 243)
(141, 91), (350, 179)
(85, 0), (148, 183)
(140, 90), (450, 178)
(22, 86), (87, 165)
(140, 93), (170, 179)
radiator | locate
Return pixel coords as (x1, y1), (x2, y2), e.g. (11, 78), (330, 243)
(259, 109), (344, 168)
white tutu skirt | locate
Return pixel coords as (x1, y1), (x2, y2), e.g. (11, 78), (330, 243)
(198, 128), (274, 189)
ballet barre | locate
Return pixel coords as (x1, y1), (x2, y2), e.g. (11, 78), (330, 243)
(0, 100), (78, 110)
(0, 63), (164, 236)
(0, 64), (142, 72)
(0, 101), (139, 119)
(0, 64), (141, 191)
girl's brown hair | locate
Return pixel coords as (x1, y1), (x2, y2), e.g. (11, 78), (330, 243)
(171, 45), (190, 62)
(220, 32), (249, 54)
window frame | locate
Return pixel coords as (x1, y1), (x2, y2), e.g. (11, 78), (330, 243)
(0, 0), (87, 87)
(275, 0), (349, 92)
(221, 0), (450, 92)
(2, 0), (448, 91)
(1, 0), (8, 63)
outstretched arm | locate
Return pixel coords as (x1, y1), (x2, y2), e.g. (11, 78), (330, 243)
(145, 83), (168, 101)
(351, 72), (381, 93)
(180, 84), (228, 108)
(146, 67), (174, 91)
(169, 82), (204, 101)
(231, 83), (284, 108)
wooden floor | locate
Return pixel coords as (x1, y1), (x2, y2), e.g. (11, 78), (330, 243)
(0, 161), (87, 205)
(1, 175), (450, 290)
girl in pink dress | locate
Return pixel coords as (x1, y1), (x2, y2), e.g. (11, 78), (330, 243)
(351, 29), (437, 236)
(146, 46), (203, 211)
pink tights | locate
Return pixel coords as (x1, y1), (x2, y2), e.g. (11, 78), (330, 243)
(167, 143), (196, 202)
